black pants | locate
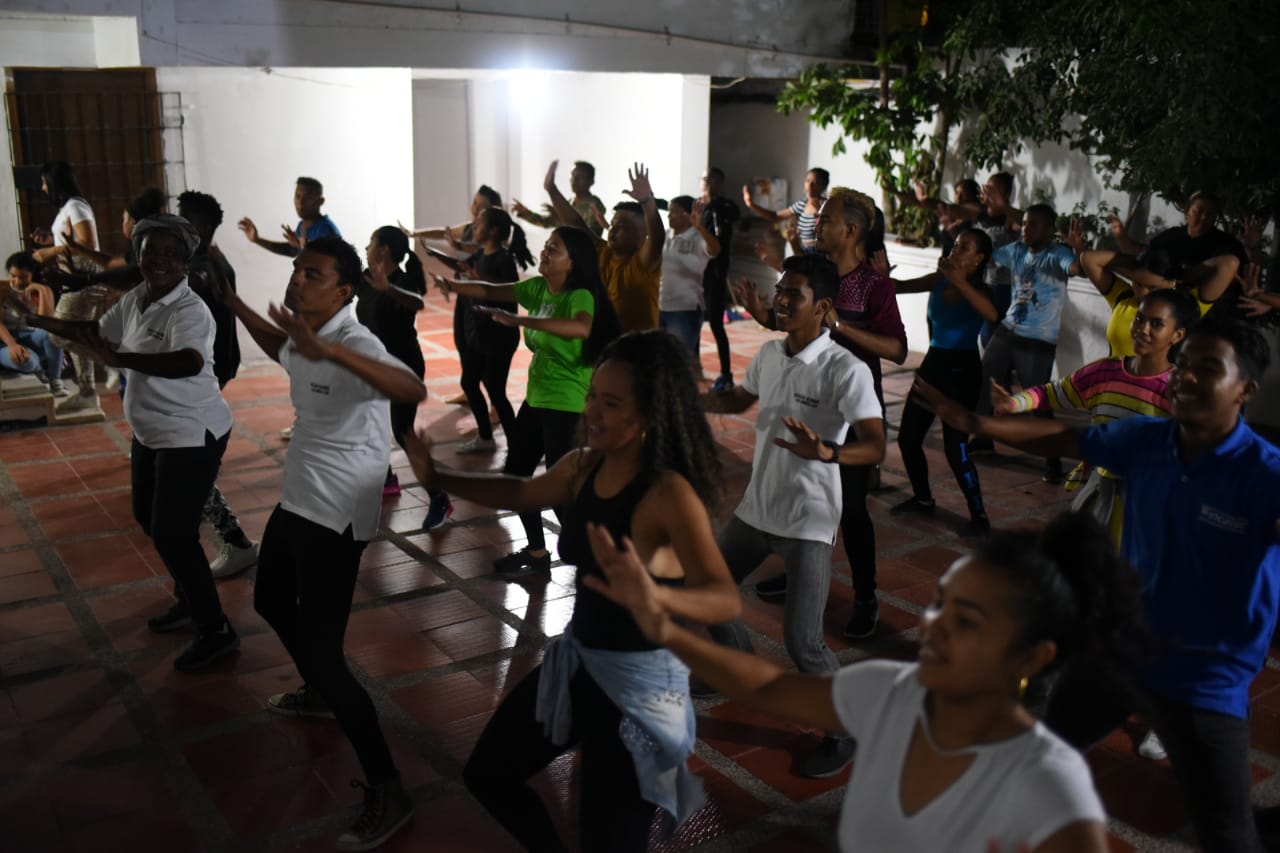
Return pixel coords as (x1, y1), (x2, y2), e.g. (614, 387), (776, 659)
(979, 326), (1060, 469)
(840, 462), (877, 601)
(504, 403), (580, 552)
(461, 328), (520, 441)
(898, 347), (987, 518)
(253, 506), (396, 785)
(464, 665), (655, 853)
(1045, 663), (1262, 853)
(702, 271), (731, 376)
(132, 429), (229, 634)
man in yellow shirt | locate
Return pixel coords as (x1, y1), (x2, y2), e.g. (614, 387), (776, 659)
(543, 160), (663, 332)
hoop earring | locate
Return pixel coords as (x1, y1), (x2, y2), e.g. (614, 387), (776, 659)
(1017, 676), (1029, 701)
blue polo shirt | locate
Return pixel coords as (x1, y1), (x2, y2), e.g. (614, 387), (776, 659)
(296, 215), (341, 241)
(1080, 416), (1280, 718)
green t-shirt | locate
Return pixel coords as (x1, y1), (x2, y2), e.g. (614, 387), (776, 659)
(515, 276), (596, 413)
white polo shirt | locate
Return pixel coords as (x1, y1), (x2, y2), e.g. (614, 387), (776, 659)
(734, 331), (880, 544)
(278, 306), (414, 541)
(98, 279), (233, 449)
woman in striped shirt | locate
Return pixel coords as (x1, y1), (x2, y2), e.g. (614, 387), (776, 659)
(990, 288), (1202, 545)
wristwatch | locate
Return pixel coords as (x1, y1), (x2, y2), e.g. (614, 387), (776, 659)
(821, 439), (841, 463)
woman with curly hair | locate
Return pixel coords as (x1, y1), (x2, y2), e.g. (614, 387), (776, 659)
(404, 329), (741, 852)
(430, 225), (622, 574)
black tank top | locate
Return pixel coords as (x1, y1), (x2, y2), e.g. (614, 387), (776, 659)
(558, 459), (684, 652)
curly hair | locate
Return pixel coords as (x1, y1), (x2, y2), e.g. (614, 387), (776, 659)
(589, 330), (724, 513)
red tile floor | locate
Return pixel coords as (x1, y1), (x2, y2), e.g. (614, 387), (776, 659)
(2, 294), (1278, 852)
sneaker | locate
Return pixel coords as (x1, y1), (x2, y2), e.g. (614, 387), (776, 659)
(336, 776), (413, 852)
(173, 622), (239, 671)
(422, 492), (454, 530)
(961, 516), (992, 538)
(147, 600), (193, 633)
(493, 548), (552, 577)
(1137, 730), (1167, 761)
(754, 573), (787, 601)
(798, 736), (855, 779)
(210, 540), (259, 579)
(456, 436), (497, 455)
(889, 497), (936, 516)
(711, 373), (734, 393)
(55, 391), (102, 413)
(49, 379), (69, 397)
(843, 598), (880, 640)
(383, 471), (402, 497)
(1042, 459), (1065, 485)
(104, 367), (122, 392)
(280, 426), (294, 440)
(267, 684), (337, 720)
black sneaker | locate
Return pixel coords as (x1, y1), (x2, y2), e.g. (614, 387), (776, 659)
(961, 516), (992, 538)
(336, 776), (413, 852)
(493, 548), (552, 577)
(147, 601), (193, 633)
(421, 492), (454, 530)
(843, 598), (879, 640)
(1042, 459), (1065, 485)
(889, 497), (936, 516)
(754, 573), (787, 601)
(798, 736), (855, 778)
(173, 622), (239, 671)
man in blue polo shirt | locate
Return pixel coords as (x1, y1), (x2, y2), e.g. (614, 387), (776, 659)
(914, 317), (1280, 853)
(238, 176), (341, 258)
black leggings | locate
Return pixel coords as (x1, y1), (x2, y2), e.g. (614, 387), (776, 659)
(840, 462), (877, 602)
(898, 347), (987, 518)
(703, 272), (731, 376)
(464, 665), (655, 853)
(253, 507), (396, 785)
(504, 403), (580, 552)
(461, 328), (520, 441)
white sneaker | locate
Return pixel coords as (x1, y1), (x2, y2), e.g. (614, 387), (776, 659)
(210, 541), (259, 579)
(104, 367), (122, 392)
(280, 426), (294, 440)
(1137, 730), (1167, 761)
(56, 391), (102, 413)
(456, 436), (497, 454)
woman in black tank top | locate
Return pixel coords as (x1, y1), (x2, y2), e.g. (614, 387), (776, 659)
(405, 330), (740, 852)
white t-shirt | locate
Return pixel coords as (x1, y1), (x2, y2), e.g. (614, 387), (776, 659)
(279, 306), (416, 541)
(98, 279), (233, 449)
(734, 331), (880, 543)
(833, 661), (1105, 853)
(658, 227), (713, 312)
(52, 197), (98, 248)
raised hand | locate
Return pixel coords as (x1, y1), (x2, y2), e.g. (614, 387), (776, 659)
(692, 198), (707, 222)
(543, 159), (559, 193)
(773, 416), (829, 460)
(397, 219), (414, 237)
(510, 198), (531, 216)
(624, 162), (653, 202)
(267, 302), (332, 361)
(580, 523), (672, 645)
(1238, 296), (1274, 318)
(429, 272), (453, 303)
(1064, 217), (1087, 254)
(282, 225), (304, 251)
(989, 380), (1020, 415)
(729, 277), (766, 318)
(1106, 214), (1127, 242)
(402, 427), (438, 488)
(238, 217), (259, 243)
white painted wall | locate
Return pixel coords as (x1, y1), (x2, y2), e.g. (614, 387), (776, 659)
(155, 67), (415, 363)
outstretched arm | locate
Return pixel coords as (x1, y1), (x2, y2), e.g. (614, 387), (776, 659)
(238, 217), (298, 258)
(912, 378), (1083, 460)
(740, 184), (789, 223)
(700, 384), (758, 414)
(405, 431), (583, 513)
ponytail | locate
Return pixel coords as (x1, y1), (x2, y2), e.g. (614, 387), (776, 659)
(372, 224), (425, 294)
(508, 221), (535, 271)
(484, 208), (535, 271)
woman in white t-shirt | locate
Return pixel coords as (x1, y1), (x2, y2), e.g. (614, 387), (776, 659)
(658, 195), (719, 355)
(584, 512), (1148, 852)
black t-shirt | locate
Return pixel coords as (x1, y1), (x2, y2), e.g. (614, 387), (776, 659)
(457, 250), (519, 349)
(185, 250), (241, 387)
(701, 195), (740, 279)
(355, 268), (425, 373)
(1147, 226), (1247, 268)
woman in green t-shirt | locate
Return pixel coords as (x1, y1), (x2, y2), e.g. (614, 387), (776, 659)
(433, 226), (620, 574)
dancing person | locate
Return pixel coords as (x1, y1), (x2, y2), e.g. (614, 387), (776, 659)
(741, 167), (829, 253)
(217, 235), (425, 851)
(700, 167), (740, 389)
(57, 186), (166, 272)
(890, 228), (998, 534)
(658, 194), (719, 355)
(586, 511), (1142, 853)
(24, 215), (239, 670)
(404, 329), (741, 852)
(913, 317), (1280, 853)
(402, 185), (502, 253)
(238, 176), (340, 259)
(513, 160), (606, 237)
(431, 226), (621, 575)
(543, 160), (664, 333)
(703, 253), (885, 777)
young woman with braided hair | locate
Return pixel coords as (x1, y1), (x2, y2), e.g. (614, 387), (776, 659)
(404, 329), (740, 852)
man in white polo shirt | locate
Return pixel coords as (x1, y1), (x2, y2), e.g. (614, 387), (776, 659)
(218, 236), (425, 852)
(702, 253), (885, 778)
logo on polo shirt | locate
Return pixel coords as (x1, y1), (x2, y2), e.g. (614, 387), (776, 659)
(309, 382), (332, 395)
(145, 326), (165, 341)
(1198, 505), (1247, 534)
(793, 392), (819, 408)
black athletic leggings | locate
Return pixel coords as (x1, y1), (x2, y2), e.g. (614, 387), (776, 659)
(461, 327), (520, 441)
(703, 272), (731, 377)
(898, 347), (986, 518)
(504, 403), (580, 552)
(840, 462), (877, 602)
(464, 665), (655, 853)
